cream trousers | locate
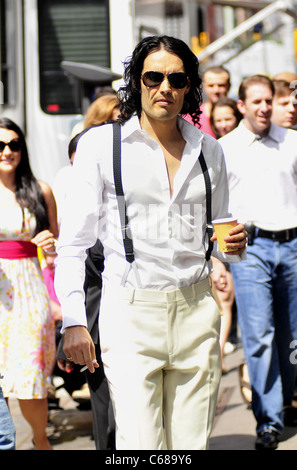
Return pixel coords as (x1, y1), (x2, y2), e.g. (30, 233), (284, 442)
(99, 277), (222, 450)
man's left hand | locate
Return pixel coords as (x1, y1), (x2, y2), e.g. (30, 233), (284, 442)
(211, 223), (247, 256)
(63, 326), (99, 373)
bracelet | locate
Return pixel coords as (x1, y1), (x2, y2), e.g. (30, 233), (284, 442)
(43, 238), (57, 255)
(43, 248), (56, 255)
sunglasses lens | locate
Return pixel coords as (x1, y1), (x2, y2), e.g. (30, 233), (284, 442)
(168, 73), (188, 89)
(9, 141), (21, 152)
(142, 72), (188, 89)
(142, 72), (164, 87)
(0, 140), (21, 152)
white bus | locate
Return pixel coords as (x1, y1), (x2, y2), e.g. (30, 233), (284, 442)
(1, 0), (296, 186)
(0, 0), (135, 185)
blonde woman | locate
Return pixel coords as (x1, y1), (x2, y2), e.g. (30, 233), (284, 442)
(84, 93), (120, 129)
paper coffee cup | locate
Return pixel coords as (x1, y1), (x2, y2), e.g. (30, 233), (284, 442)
(212, 217), (238, 252)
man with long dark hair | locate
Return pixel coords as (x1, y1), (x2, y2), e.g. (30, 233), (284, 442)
(55, 35), (246, 450)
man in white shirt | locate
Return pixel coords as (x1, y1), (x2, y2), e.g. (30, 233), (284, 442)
(219, 74), (297, 450)
(55, 35), (246, 450)
(271, 79), (297, 129)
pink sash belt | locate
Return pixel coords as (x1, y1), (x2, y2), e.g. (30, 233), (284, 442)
(0, 240), (37, 259)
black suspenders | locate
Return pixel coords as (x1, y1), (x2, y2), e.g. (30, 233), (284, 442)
(112, 122), (135, 264)
(112, 122), (214, 265)
(199, 150), (214, 261)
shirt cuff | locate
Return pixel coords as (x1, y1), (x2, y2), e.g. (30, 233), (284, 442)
(59, 291), (88, 334)
(214, 247), (247, 263)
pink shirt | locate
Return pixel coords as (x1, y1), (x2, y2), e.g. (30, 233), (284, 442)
(184, 103), (216, 139)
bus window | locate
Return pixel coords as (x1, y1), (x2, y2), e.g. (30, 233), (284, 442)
(38, 0), (110, 115)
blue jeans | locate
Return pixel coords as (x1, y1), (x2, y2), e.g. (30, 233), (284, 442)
(231, 236), (297, 435)
(0, 384), (15, 450)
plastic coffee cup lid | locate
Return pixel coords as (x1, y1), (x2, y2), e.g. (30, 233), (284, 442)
(212, 217), (237, 224)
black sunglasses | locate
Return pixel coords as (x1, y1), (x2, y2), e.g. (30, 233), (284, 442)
(0, 140), (22, 152)
(141, 71), (189, 89)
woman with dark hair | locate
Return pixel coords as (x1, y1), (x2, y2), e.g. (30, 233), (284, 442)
(118, 34), (203, 126)
(0, 117), (58, 450)
(210, 97), (242, 138)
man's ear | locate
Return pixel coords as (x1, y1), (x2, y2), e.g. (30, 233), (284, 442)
(237, 99), (245, 115)
(184, 80), (191, 95)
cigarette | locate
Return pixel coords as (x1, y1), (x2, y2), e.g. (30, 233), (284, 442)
(80, 359), (97, 373)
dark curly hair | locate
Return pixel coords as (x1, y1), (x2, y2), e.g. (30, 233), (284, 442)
(0, 117), (49, 235)
(117, 35), (203, 126)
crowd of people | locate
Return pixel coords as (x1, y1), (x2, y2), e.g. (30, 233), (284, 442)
(0, 33), (297, 451)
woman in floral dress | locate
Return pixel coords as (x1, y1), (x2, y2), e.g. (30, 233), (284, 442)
(0, 118), (58, 450)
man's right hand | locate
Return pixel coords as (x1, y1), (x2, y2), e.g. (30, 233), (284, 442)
(63, 326), (99, 373)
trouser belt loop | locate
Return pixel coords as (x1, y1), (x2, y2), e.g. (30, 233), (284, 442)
(209, 276), (213, 289)
(191, 283), (197, 301)
(129, 288), (135, 304)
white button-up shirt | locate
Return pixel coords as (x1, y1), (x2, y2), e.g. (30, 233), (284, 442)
(219, 121), (297, 231)
(55, 115), (242, 329)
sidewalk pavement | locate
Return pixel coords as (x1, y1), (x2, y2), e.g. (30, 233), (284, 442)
(210, 344), (297, 450)
(9, 342), (297, 451)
